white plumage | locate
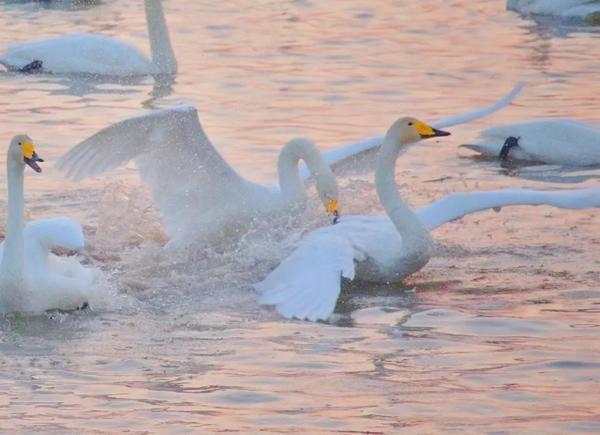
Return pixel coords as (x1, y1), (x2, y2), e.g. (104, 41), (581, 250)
(0, 0), (176, 75)
(463, 119), (600, 165)
(57, 84), (523, 248)
(257, 118), (600, 322)
(0, 136), (98, 315)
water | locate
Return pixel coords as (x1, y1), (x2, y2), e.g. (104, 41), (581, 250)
(1, 0), (600, 432)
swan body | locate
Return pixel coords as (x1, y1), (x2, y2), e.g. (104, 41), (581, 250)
(463, 119), (600, 165)
(58, 106), (340, 248)
(0, 0), (176, 75)
(507, 0), (600, 24)
(57, 84), (522, 247)
(0, 136), (96, 315)
(257, 119), (600, 321)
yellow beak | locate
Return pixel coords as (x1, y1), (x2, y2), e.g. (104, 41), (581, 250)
(22, 140), (35, 159)
(414, 120), (451, 139)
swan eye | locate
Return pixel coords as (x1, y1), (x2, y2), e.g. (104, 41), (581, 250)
(408, 122), (413, 126)
(18, 142), (22, 146)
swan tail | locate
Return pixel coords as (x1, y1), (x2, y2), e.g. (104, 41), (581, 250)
(257, 232), (356, 322)
(418, 187), (600, 231)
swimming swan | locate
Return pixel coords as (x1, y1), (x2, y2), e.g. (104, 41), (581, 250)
(56, 84), (523, 247)
(57, 106), (340, 248)
(0, 135), (96, 314)
(257, 118), (600, 321)
(507, 0), (600, 25)
(0, 0), (176, 75)
(463, 119), (600, 165)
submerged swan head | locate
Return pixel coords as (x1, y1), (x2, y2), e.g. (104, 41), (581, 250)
(386, 117), (450, 146)
(9, 135), (44, 173)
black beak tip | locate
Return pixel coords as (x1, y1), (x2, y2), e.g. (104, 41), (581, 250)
(434, 128), (451, 137)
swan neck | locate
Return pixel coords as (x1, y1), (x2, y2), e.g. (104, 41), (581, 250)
(375, 137), (429, 245)
(1, 158), (25, 281)
(278, 140), (328, 204)
(145, 0), (177, 74)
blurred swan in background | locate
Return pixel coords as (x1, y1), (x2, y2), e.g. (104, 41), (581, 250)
(57, 84), (523, 248)
(0, 135), (97, 315)
(0, 0), (177, 75)
(58, 106), (340, 248)
(508, 0), (600, 25)
(257, 118), (600, 322)
(463, 119), (600, 165)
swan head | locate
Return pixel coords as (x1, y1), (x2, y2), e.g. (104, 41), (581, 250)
(387, 117), (450, 145)
(9, 135), (44, 173)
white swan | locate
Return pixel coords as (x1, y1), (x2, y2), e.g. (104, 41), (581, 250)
(58, 106), (340, 248)
(507, 0), (600, 24)
(0, 0), (176, 75)
(0, 135), (96, 314)
(462, 119), (600, 165)
(256, 118), (600, 321)
(56, 85), (522, 247)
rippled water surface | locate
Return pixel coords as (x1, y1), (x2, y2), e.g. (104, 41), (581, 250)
(1, 0), (599, 432)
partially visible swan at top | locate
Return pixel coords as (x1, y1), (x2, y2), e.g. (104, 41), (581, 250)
(56, 85), (523, 247)
(462, 119), (600, 165)
(0, 0), (177, 75)
(507, 0), (600, 25)
(256, 118), (600, 321)
(0, 135), (97, 314)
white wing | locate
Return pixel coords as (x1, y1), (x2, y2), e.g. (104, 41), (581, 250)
(0, 34), (151, 75)
(418, 187), (600, 230)
(463, 119), (600, 165)
(300, 82), (525, 179)
(256, 215), (398, 321)
(259, 186), (600, 321)
(257, 229), (358, 322)
(57, 105), (268, 242)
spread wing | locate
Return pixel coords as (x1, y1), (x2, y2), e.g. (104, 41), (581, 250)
(300, 82), (525, 179)
(417, 187), (600, 230)
(57, 105), (262, 241)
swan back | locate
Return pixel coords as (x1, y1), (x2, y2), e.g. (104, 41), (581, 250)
(467, 119), (600, 164)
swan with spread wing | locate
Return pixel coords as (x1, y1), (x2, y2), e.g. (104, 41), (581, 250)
(58, 106), (340, 248)
(57, 84), (523, 247)
(257, 118), (600, 322)
(0, 136), (97, 314)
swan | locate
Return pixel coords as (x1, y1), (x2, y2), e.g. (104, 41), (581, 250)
(256, 118), (600, 321)
(462, 119), (600, 165)
(0, 135), (97, 314)
(58, 106), (341, 248)
(56, 85), (523, 247)
(0, 0), (177, 75)
(507, 0), (600, 24)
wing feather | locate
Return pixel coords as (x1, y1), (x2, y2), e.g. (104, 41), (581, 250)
(257, 230), (356, 322)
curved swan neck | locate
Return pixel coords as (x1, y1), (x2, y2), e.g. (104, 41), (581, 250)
(1, 157), (25, 280)
(278, 139), (330, 204)
(145, 0), (177, 74)
(375, 136), (430, 247)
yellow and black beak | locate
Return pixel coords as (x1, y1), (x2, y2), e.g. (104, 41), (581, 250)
(414, 120), (451, 140)
(326, 198), (340, 225)
(22, 140), (44, 173)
